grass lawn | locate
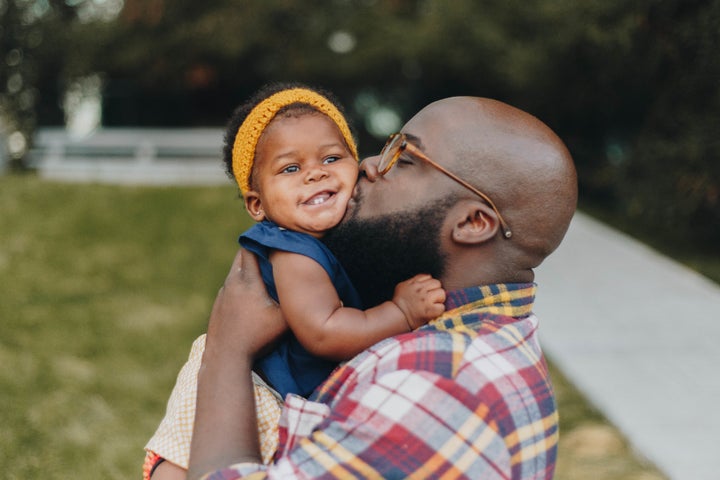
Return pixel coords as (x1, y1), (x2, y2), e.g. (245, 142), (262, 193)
(1, 174), (666, 479)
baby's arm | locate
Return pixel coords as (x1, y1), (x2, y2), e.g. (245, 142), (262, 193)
(271, 251), (445, 361)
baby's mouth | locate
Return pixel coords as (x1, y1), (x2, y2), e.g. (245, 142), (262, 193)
(304, 191), (334, 206)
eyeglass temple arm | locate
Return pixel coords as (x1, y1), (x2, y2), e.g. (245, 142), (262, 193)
(409, 146), (513, 239)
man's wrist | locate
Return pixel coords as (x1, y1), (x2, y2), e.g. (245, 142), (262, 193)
(189, 354), (260, 479)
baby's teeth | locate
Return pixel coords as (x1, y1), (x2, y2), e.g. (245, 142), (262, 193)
(309, 194), (329, 205)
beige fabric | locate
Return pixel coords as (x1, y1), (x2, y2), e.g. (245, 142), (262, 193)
(145, 334), (283, 468)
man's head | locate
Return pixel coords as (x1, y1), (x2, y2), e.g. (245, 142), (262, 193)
(323, 97), (577, 305)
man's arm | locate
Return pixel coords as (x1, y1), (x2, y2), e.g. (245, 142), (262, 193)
(186, 249), (286, 480)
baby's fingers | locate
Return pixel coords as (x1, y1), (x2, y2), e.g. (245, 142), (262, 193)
(409, 273), (433, 282)
(430, 286), (446, 305)
(428, 302), (446, 318)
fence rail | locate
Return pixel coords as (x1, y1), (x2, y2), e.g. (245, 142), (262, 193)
(27, 128), (231, 185)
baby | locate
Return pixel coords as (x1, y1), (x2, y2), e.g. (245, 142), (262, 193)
(143, 84), (445, 479)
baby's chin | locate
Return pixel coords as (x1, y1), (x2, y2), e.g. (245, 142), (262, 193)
(303, 216), (347, 238)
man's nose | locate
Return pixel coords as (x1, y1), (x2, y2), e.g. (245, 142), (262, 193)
(359, 155), (380, 182)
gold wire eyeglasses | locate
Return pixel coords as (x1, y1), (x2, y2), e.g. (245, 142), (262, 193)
(378, 133), (512, 239)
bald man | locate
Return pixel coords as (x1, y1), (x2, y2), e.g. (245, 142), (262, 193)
(158, 97), (577, 480)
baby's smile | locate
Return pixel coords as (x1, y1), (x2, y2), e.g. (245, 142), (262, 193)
(303, 190), (335, 206)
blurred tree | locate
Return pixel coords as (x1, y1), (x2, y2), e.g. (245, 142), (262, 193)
(618, 0), (720, 245)
(0, 0), (117, 166)
(0, 0), (50, 165)
(6, 0), (719, 245)
(506, 0), (720, 246)
(402, 0), (720, 246)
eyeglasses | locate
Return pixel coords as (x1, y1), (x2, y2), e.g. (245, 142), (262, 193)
(378, 133), (512, 239)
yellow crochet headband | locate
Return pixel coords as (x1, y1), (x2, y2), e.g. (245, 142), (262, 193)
(232, 88), (358, 195)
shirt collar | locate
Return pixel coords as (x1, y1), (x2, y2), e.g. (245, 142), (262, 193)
(430, 283), (536, 330)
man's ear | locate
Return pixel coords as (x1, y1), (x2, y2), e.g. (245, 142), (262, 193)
(244, 191), (266, 221)
(450, 202), (500, 245)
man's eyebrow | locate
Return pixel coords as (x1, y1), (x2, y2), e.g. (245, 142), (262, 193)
(403, 133), (425, 151)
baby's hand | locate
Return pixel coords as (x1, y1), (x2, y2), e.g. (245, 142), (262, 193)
(392, 274), (446, 330)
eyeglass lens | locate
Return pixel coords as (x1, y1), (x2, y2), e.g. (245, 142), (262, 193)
(378, 134), (402, 174)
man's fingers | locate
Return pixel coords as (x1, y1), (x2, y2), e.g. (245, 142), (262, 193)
(237, 247), (262, 282)
(225, 248), (263, 286)
(224, 249), (245, 282)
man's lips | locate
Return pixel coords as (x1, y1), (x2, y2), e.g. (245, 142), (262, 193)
(351, 182), (361, 201)
(343, 183), (362, 219)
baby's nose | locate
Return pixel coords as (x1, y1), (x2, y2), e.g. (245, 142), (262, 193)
(306, 165), (330, 182)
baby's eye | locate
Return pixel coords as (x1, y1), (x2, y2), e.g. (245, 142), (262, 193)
(323, 155), (341, 164)
(281, 165), (300, 174)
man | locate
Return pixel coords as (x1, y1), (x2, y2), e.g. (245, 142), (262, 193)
(151, 96), (576, 479)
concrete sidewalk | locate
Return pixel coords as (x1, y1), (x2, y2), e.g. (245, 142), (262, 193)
(534, 212), (720, 480)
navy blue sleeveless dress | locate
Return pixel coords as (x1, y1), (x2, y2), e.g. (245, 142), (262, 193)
(239, 220), (362, 398)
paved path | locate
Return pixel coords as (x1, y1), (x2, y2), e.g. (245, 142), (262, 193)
(534, 212), (720, 480)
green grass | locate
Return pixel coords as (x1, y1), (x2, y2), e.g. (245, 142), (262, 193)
(1, 175), (250, 478)
(1, 174), (666, 479)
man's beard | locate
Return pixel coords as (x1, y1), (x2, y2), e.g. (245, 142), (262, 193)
(322, 198), (454, 308)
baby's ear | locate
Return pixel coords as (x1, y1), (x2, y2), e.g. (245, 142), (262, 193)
(244, 191), (266, 221)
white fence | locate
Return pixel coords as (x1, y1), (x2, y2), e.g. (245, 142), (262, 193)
(28, 128), (231, 185)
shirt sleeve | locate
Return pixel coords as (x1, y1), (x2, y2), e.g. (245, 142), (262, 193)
(200, 369), (512, 479)
(145, 334), (206, 470)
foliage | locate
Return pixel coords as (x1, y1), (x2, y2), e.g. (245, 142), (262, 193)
(0, 0), (113, 163)
(2, 0), (718, 245)
(0, 175), (667, 479)
(617, 1), (720, 246)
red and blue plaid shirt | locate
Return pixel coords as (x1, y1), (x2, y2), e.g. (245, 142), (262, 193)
(204, 283), (558, 479)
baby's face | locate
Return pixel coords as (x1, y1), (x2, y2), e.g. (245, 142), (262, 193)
(245, 113), (359, 237)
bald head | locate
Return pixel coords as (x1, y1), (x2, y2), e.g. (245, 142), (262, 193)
(326, 96), (577, 297)
(404, 97), (577, 270)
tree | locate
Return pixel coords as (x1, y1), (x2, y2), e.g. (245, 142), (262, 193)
(6, 0), (719, 246)
(618, 0), (720, 245)
(0, 0), (117, 166)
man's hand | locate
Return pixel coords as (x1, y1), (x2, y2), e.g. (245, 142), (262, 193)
(187, 249), (286, 480)
(392, 274), (446, 330)
(204, 248), (286, 361)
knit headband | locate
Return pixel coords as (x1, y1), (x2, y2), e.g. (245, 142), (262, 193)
(232, 88), (358, 195)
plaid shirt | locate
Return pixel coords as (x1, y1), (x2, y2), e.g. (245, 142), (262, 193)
(203, 283), (558, 480)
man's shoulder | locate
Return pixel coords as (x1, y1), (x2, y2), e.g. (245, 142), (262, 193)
(345, 311), (537, 368)
(315, 312), (542, 401)
(314, 327), (467, 401)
